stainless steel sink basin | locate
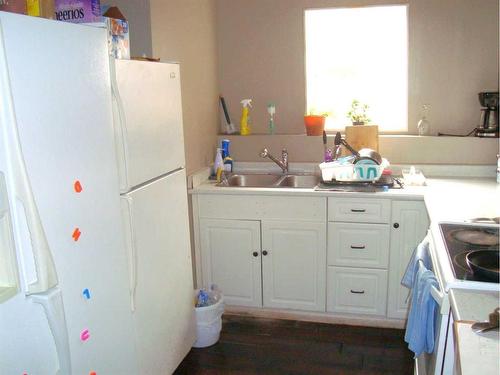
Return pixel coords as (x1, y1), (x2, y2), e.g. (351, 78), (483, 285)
(217, 174), (320, 189)
(276, 175), (321, 188)
(221, 174), (281, 187)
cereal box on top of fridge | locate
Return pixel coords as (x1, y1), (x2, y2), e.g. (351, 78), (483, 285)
(54, 0), (100, 23)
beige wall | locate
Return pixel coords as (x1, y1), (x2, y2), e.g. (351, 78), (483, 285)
(110, 0), (152, 57)
(150, 0), (219, 174)
(217, 0), (499, 136)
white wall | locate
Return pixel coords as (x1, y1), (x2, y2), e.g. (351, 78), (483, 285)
(150, 0), (219, 174)
(216, 0), (499, 136)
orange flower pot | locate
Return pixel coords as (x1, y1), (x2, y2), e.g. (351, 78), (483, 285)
(304, 115), (325, 136)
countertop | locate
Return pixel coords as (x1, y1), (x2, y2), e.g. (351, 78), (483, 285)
(449, 289), (499, 322)
(191, 175), (500, 222)
(450, 290), (499, 375)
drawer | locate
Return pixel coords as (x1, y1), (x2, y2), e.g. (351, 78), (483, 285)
(328, 223), (390, 268)
(327, 266), (387, 316)
(327, 198), (391, 223)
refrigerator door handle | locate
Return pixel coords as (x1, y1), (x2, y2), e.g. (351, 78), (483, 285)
(30, 288), (72, 375)
(121, 196), (138, 312)
(109, 57), (130, 192)
(0, 23), (58, 295)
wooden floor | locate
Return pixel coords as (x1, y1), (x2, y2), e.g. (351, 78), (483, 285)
(175, 315), (413, 375)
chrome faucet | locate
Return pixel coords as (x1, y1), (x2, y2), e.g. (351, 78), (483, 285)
(259, 148), (288, 174)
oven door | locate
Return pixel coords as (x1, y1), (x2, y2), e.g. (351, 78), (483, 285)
(414, 231), (454, 375)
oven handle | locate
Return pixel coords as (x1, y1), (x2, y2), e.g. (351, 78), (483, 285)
(430, 282), (450, 315)
(426, 230), (450, 315)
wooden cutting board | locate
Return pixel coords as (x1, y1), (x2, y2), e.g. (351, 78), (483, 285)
(344, 125), (379, 153)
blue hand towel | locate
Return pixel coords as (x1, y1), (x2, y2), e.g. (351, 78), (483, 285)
(404, 260), (439, 357)
(402, 238), (431, 288)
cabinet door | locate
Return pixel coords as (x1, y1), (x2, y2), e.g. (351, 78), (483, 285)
(200, 219), (262, 307)
(262, 221), (326, 312)
(387, 201), (429, 319)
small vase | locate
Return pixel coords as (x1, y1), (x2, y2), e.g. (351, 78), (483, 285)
(304, 115), (325, 136)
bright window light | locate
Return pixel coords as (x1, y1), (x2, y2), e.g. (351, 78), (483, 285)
(305, 5), (408, 132)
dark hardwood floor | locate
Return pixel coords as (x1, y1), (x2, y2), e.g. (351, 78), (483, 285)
(175, 315), (413, 375)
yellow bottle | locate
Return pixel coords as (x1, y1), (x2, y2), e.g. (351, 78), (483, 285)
(240, 99), (252, 136)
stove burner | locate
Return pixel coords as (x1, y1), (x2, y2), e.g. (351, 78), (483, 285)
(449, 229), (499, 247)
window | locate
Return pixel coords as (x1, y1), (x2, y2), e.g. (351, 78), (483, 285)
(305, 5), (408, 132)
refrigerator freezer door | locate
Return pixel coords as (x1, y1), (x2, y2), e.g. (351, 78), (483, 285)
(112, 60), (186, 192)
(121, 169), (196, 375)
(0, 13), (138, 374)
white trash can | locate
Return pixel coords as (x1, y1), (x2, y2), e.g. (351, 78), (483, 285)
(193, 294), (224, 348)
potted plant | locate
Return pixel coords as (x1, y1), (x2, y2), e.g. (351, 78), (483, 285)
(347, 100), (370, 125)
(304, 109), (329, 136)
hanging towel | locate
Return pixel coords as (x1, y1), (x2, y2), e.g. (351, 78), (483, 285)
(404, 260), (439, 357)
(402, 238), (432, 288)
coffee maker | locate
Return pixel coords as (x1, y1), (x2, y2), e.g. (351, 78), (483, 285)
(477, 92), (499, 137)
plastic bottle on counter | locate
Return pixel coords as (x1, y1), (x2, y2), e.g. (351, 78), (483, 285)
(214, 148), (224, 182)
(221, 139), (233, 173)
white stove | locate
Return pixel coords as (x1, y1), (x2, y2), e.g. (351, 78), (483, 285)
(429, 221), (500, 292)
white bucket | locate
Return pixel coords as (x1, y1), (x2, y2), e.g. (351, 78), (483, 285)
(193, 294), (224, 348)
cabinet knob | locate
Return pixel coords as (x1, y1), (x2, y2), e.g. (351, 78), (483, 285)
(262, 250), (268, 256)
(252, 251), (259, 257)
(393, 223), (400, 229)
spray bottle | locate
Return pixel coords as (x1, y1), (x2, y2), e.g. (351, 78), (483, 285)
(240, 99), (252, 135)
(267, 103), (276, 135)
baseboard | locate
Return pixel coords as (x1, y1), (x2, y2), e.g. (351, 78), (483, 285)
(224, 305), (406, 329)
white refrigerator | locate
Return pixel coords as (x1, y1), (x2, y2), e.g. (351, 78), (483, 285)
(0, 11), (195, 375)
(111, 60), (196, 374)
(0, 11), (138, 375)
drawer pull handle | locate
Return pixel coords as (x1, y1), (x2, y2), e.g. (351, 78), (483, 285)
(350, 245), (366, 250)
(351, 209), (366, 213)
(350, 290), (365, 294)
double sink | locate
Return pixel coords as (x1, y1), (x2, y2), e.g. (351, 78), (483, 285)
(217, 174), (320, 189)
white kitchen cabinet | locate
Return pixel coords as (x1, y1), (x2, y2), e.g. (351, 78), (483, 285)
(194, 192), (430, 324)
(387, 201), (430, 319)
(199, 218), (262, 307)
(262, 220), (326, 311)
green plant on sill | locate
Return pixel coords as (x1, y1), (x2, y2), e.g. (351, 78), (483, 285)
(347, 99), (371, 125)
(306, 108), (331, 117)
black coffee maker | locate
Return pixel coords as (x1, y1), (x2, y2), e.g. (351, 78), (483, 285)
(477, 92), (499, 137)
